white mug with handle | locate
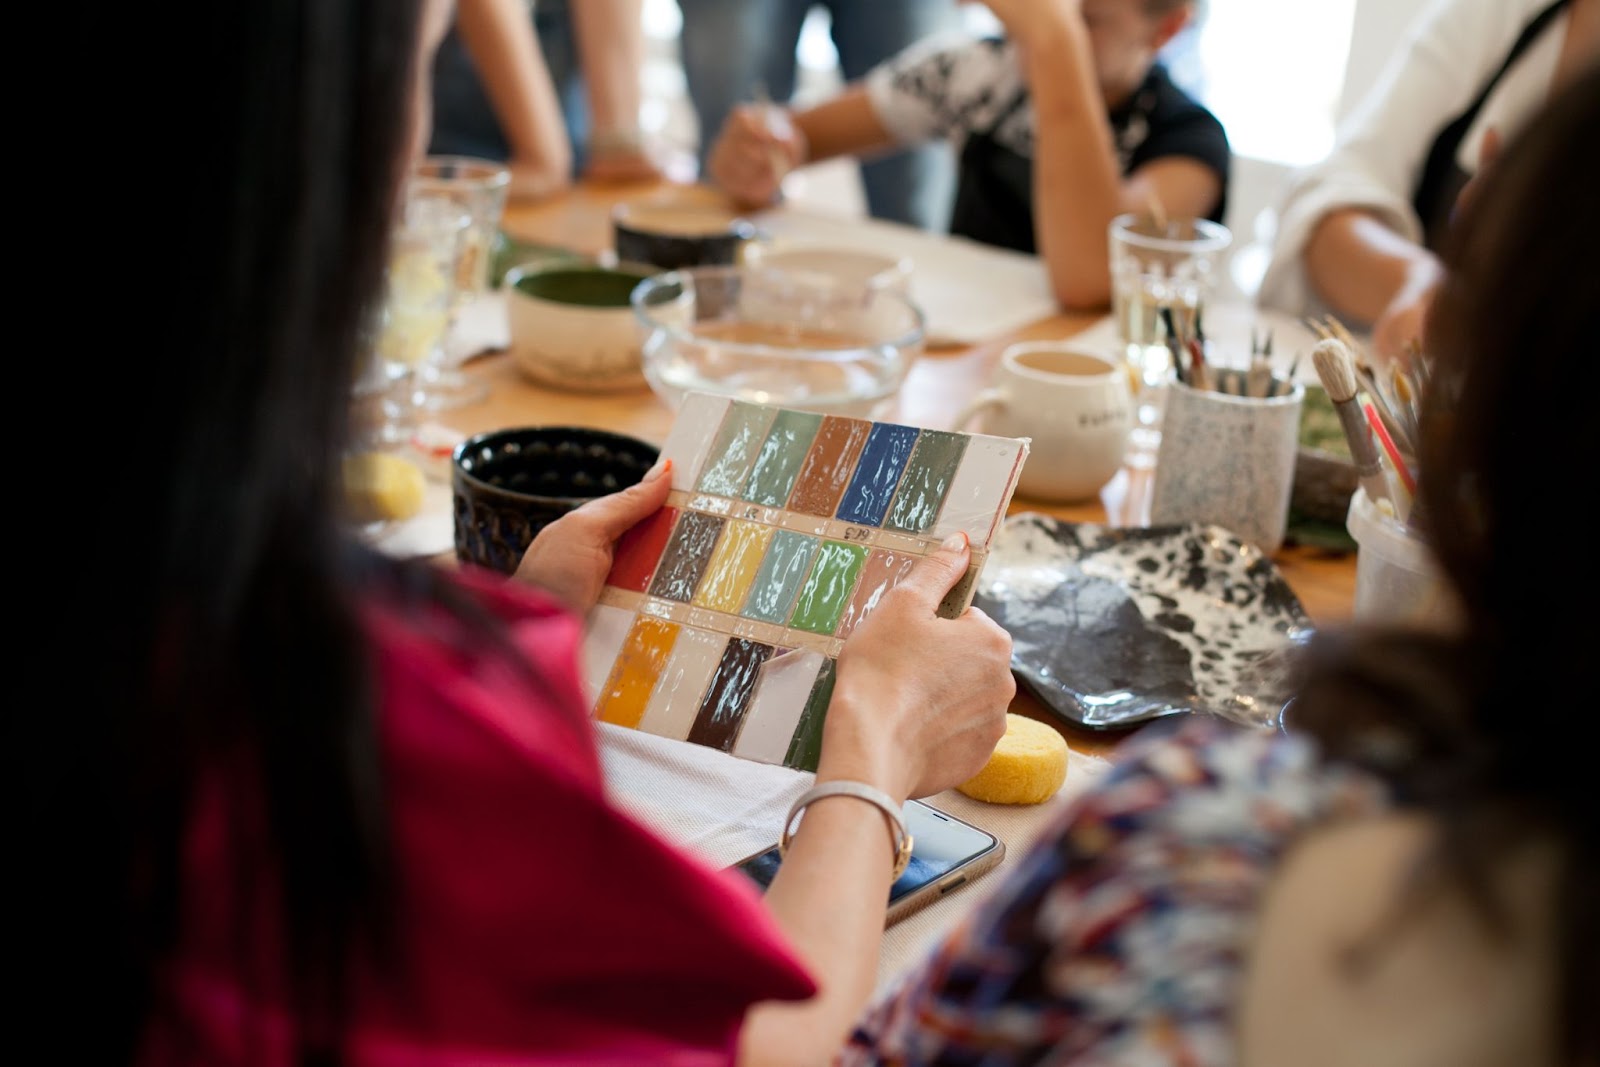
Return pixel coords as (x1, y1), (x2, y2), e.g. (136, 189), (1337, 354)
(955, 341), (1133, 503)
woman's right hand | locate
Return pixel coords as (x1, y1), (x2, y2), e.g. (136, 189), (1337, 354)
(706, 105), (806, 210)
(819, 533), (1014, 803)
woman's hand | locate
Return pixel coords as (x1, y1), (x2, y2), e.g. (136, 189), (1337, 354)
(706, 105), (806, 210)
(820, 533), (1015, 802)
(512, 458), (672, 613)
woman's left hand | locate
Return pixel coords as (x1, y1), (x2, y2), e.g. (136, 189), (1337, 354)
(513, 458), (672, 613)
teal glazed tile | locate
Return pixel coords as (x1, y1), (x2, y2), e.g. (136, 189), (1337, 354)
(884, 429), (969, 534)
(696, 401), (780, 498)
(743, 409), (824, 506)
(740, 530), (819, 623)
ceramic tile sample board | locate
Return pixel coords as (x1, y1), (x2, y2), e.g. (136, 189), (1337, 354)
(583, 392), (1029, 769)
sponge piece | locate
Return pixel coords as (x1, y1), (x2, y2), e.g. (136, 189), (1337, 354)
(957, 713), (1069, 805)
(343, 451), (427, 523)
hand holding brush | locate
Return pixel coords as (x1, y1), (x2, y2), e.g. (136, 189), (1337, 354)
(1311, 338), (1396, 514)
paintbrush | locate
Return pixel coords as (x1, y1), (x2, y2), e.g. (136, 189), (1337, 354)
(1247, 327), (1273, 398)
(1160, 305), (1188, 385)
(1146, 191), (1169, 236)
(1311, 338), (1394, 512)
(1314, 315), (1417, 459)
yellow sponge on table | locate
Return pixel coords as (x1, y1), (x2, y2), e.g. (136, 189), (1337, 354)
(957, 714), (1070, 805)
(342, 451), (427, 524)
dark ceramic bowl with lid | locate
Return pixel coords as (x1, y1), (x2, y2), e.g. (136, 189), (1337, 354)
(451, 425), (660, 574)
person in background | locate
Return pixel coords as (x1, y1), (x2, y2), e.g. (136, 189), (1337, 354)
(677, 0), (962, 232)
(707, 0), (1229, 310)
(430, 0), (661, 200)
(1258, 0), (1598, 365)
(41, 0), (1017, 1061)
(828, 62), (1600, 1064)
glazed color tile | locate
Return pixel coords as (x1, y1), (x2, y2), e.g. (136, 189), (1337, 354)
(835, 422), (920, 527)
(788, 540), (867, 635)
(589, 392), (1029, 766)
(740, 529), (819, 624)
(685, 638), (774, 751)
(605, 506), (680, 593)
(647, 510), (726, 602)
(595, 616), (679, 729)
(636, 627), (727, 741)
(931, 434), (1029, 547)
(743, 409), (824, 506)
(581, 603), (636, 706)
(786, 416), (873, 517)
(696, 401), (779, 497)
(659, 392), (732, 492)
(883, 429), (969, 535)
(691, 519), (774, 614)
(782, 658), (837, 772)
(834, 548), (918, 639)
(733, 649), (826, 765)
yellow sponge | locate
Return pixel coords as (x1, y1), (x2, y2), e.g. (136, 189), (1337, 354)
(957, 714), (1069, 805)
(343, 451), (427, 524)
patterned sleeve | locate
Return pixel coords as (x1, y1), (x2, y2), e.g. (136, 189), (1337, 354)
(839, 719), (1387, 1066)
(863, 35), (1027, 147)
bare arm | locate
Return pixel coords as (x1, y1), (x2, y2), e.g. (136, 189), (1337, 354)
(708, 87), (895, 210)
(735, 540), (1014, 1066)
(569, 0), (662, 181)
(1304, 209), (1443, 353)
(1013, 4), (1218, 309)
(454, 0), (573, 200)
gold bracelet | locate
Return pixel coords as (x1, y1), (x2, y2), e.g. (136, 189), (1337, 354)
(779, 780), (913, 880)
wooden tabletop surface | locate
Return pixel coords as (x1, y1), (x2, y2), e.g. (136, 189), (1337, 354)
(440, 178), (1358, 757)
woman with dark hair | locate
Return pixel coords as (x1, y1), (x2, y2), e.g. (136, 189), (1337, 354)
(36, 0), (1014, 1063)
(838, 63), (1599, 1065)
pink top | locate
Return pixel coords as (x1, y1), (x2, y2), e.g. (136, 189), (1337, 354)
(142, 567), (815, 1065)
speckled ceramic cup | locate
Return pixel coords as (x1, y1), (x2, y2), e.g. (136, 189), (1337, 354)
(1149, 378), (1304, 554)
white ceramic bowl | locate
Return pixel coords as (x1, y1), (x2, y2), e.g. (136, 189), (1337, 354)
(741, 245), (913, 295)
(503, 262), (660, 392)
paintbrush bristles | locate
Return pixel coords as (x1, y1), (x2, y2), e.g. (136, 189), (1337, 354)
(1312, 338), (1361, 404)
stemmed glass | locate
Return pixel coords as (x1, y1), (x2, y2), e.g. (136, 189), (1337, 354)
(368, 192), (472, 447)
(405, 156), (511, 411)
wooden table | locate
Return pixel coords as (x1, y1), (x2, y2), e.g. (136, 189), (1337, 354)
(442, 178), (1358, 758)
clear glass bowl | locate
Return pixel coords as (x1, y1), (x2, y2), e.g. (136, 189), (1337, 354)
(630, 264), (925, 417)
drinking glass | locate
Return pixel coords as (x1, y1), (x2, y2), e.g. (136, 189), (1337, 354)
(406, 156), (512, 410)
(370, 194), (471, 445)
(1108, 214), (1231, 468)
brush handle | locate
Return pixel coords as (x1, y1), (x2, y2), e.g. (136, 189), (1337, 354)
(1332, 397), (1392, 507)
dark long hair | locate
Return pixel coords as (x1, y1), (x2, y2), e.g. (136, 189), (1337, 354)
(1289, 62), (1599, 1061)
(36, 1), (428, 1061)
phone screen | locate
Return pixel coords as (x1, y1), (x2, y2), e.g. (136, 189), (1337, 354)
(732, 798), (1001, 905)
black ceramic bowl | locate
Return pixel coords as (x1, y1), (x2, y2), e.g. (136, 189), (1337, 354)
(452, 426), (660, 574)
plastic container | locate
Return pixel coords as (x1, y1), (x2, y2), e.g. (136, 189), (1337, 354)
(1344, 487), (1454, 625)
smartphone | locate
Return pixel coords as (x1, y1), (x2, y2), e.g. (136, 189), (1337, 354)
(729, 798), (1005, 926)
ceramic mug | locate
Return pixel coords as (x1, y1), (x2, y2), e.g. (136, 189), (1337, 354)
(955, 342), (1133, 503)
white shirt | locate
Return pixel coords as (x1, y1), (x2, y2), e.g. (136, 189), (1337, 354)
(1257, 0), (1571, 321)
